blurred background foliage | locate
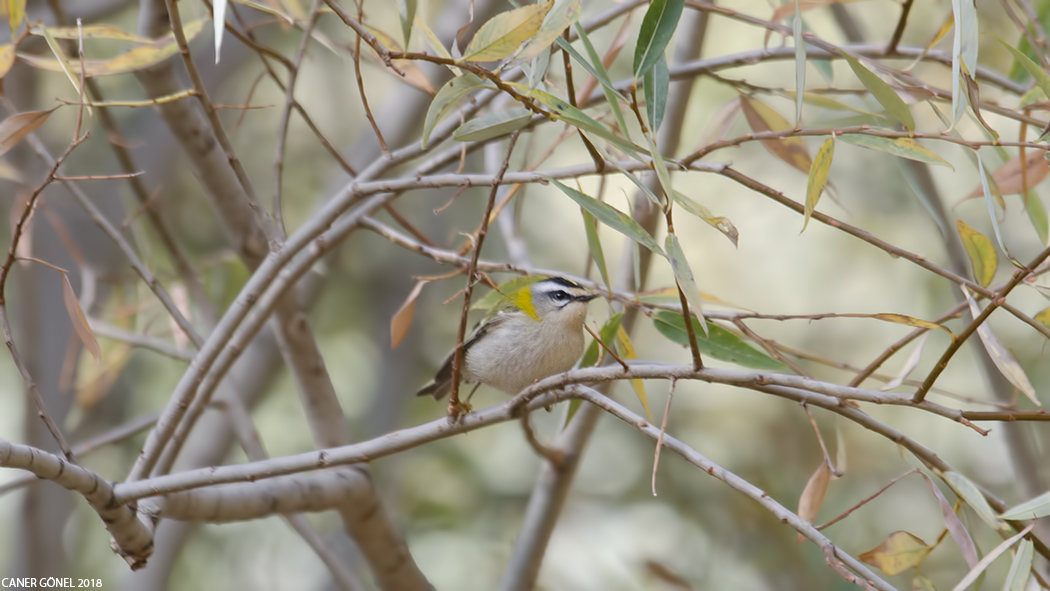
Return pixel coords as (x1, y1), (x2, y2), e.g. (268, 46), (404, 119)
(1, 0), (1050, 589)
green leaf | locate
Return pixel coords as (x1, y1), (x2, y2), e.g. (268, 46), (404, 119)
(644, 53), (669, 132)
(461, 1), (552, 63)
(977, 153), (1023, 269)
(452, 107), (532, 142)
(793, 0), (805, 125)
(580, 313), (623, 368)
(422, 73), (493, 147)
(581, 208), (611, 291)
(997, 36), (1050, 112)
(634, 0), (684, 79)
(843, 54), (915, 131)
(532, 88), (649, 158)
(1004, 539), (1034, 591)
(564, 26), (629, 133)
(956, 220), (997, 286)
(803, 138), (834, 232)
(472, 276), (543, 311)
(399, 0), (417, 47)
(652, 310), (785, 370)
(839, 134), (953, 168)
(518, 0), (580, 61)
(672, 191), (739, 247)
(951, 0), (979, 124)
(999, 490), (1050, 520)
(943, 472), (1009, 531)
(665, 233), (708, 336)
(546, 177), (664, 255)
(1009, 0), (1050, 81)
(1026, 191), (1049, 246)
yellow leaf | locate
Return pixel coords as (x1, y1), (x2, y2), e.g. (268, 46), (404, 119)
(0, 43), (15, 80)
(461, 1), (552, 63)
(956, 220), (997, 286)
(61, 273), (101, 364)
(870, 313), (952, 336)
(859, 531), (932, 576)
(18, 19), (207, 77)
(739, 96), (811, 173)
(1035, 306), (1050, 329)
(616, 325), (652, 421)
(30, 24), (152, 43)
(7, 0), (25, 33)
(803, 138), (834, 232)
(390, 280), (427, 348)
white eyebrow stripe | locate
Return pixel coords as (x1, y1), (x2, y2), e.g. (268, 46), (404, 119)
(533, 279), (581, 294)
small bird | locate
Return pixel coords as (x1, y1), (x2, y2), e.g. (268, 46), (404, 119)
(416, 276), (598, 400)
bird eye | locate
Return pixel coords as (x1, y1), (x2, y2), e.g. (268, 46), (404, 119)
(550, 290), (569, 301)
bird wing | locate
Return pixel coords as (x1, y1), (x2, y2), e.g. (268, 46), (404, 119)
(415, 315), (507, 399)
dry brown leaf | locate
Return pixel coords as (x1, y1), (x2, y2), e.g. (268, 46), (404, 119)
(0, 107), (59, 158)
(390, 280), (428, 348)
(964, 151), (1049, 201)
(739, 96), (811, 173)
(796, 460), (832, 544)
(61, 272), (101, 363)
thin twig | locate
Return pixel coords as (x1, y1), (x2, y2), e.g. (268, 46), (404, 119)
(651, 378), (676, 496)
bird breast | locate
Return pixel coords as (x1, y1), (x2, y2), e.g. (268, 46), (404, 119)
(464, 311), (586, 394)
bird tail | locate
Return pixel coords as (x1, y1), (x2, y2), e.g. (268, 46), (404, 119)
(415, 378), (451, 400)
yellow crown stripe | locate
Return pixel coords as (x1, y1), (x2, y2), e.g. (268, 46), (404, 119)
(510, 288), (540, 321)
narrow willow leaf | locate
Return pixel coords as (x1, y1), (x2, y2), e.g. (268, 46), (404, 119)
(560, 27), (629, 133)
(665, 234), (708, 336)
(644, 53), (669, 132)
(839, 134), (953, 168)
(950, 525), (1033, 591)
(546, 177), (664, 255)
(796, 460), (831, 543)
(943, 472), (1009, 532)
(518, 0), (580, 61)
(452, 107), (532, 142)
(581, 209), (610, 291)
(1004, 539), (1034, 591)
(672, 192), (739, 247)
(912, 575), (937, 591)
(999, 490), (1050, 520)
(1025, 191), (1048, 246)
(652, 311), (785, 370)
(0, 107), (59, 158)
(956, 220), (997, 286)
(422, 74), (492, 147)
(30, 24), (151, 43)
(399, 0), (417, 46)
(642, 129), (673, 207)
(964, 152), (1050, 200)
(977, 153), (1023, 268)
(859, 531), (932, 576)
(8, 0), (25, 33)
(18, 19), (207, 77)
(881, 333), (927, 391)
(963, 287), (1040, 406)
(461, 1), (552, 63)
(951, 0), (979, 125)
(0, 43), (14, 80)
(531, 88), (648, 159)
(62, 273), (101, 364)
(36, 24), (80, 94)
(414, 15), (454, 61)
(843, 54), (915, 130)
(803, 138), (834, 232)
(782, 91), (874, 115)
(793, 0), (805, 125)
(580, 313), (623, 369)
(739, 96), (811, 173)
(472, 276), (543, 311)
(920, 472), (979, 568)
(633, 0), (684, 79)
(997, 36), (1050, 100)
(390, 280), (427, 348)
(869, 313), (952, 336)
(616, 326), (652, 421)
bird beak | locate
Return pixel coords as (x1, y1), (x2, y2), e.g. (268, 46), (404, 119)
(576, 294), (599, 303)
